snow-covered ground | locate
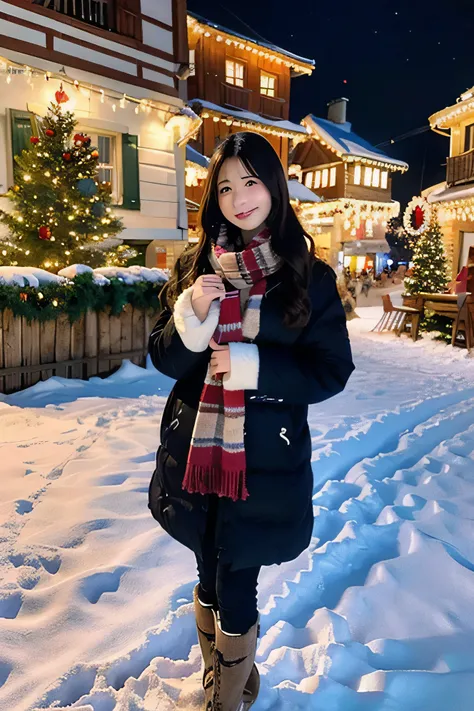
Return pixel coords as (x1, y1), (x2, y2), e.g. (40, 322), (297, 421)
(1, 298), (474, 711)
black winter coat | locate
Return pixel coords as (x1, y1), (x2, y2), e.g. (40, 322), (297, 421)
(147, 259), (355, 571)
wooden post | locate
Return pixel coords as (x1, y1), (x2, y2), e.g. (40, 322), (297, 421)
(120, 304), (133, 357)
(3, 310), (22, 393)
(55, 313), (71, 378)
(109, 311), (122, 371)
(22, 317), (40, 388)
(84, 311), (99, 377)
(40, 319), (56, 381)
(98, 307), (111, 375)
(70, 315), (85, 380)
(131, 307), (145, 366)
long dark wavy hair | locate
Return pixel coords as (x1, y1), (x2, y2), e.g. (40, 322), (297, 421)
(166, 131), (316, 328)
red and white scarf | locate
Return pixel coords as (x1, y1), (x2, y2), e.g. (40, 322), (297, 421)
(182, 225), (282, 502)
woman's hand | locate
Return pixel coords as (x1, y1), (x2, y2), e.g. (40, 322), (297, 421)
(209, 338), (230, 378)
(191, 275), (225, 322)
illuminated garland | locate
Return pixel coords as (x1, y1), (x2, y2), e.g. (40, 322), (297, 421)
(301, 198), (400, 234)
(187, 16), (314, 75)
(0, 271), (165, 323)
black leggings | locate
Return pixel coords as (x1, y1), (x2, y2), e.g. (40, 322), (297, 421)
(195, 496), (260, 635)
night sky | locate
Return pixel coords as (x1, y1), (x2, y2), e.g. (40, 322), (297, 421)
(188, 0), (474, 209)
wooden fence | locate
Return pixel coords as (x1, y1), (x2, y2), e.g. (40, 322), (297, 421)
(0, 305), (159, 395)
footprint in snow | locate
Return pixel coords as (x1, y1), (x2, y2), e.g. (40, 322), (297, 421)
(15, 499), (33, 515)
(80, 567), (129, 604)
(0, 592), (23, 619)
(9, 551), (62, 575)
(0, 660), (12, 688)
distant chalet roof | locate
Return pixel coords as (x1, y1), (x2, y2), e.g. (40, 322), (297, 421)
(304, 115), (408, 171)
(189, 99), (309, 138)
(287, 179), (321, 203)
(188, 10), (315, 72)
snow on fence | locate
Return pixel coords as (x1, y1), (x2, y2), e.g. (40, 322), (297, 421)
(0, 265), (166, 394)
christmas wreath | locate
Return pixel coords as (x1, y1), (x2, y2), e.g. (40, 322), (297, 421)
(403, 197), (432, 237)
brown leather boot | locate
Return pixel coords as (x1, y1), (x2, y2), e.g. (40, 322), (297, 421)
(211, 611), (259, 711)
(193, 584), (215, 706)
(242, 663), (260, 709)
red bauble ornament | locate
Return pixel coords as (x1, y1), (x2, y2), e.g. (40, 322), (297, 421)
(62, 152), (72, 162)
(30, 136), (39, 145)
(45, 129), (55, 137)
(55, 83), (69, 104)
(38, 226), (52, 240)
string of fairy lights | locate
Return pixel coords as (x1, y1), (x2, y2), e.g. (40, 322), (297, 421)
(0, 56), (179, 118)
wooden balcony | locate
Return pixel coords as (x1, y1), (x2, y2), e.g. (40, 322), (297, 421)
(447, 150), (474, 187)
(31, 0), (141, 40)
(259, 93), (286, 119)
(221, 82), (252, 111)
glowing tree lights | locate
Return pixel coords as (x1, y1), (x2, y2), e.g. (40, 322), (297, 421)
(0, 88), (130, 271)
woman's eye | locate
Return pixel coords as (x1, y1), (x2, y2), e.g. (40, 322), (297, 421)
(219, 186), (230, 194)
(246, 179), (257, 187)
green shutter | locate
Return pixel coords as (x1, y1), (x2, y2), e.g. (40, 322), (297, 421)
(10, 110), (34, 162)
(122, 133), (140, 210)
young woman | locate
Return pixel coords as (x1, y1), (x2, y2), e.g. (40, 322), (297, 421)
(148, 131), (354, 711)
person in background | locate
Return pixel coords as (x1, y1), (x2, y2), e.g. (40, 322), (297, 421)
(148, 131), (354, 711)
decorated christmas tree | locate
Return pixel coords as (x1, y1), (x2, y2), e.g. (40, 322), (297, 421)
(404, 214), (449, 295)
(0, 85), (132, 271)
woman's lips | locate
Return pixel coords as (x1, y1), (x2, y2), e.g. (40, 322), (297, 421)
(235, 207), (257, 219)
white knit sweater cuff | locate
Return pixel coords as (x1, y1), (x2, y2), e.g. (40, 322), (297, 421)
(173, 285), (220, 353)
(223, 342), (260, 391)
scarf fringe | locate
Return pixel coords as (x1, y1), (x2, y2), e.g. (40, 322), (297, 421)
(182, 465), (249, 503)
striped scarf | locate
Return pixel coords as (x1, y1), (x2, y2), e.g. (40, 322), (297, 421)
(182, 225), (282, 502)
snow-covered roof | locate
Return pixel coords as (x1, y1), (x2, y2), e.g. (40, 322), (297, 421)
(287, 179), (321, 203)
(188, 11), (314, 71)
(186, 145), (210, 168)
(426, 183), (474, 204)
(303, 115), (408, 171)
(189, 99), (309, 138)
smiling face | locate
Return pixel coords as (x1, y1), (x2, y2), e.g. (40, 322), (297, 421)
(217, 156), (272, 232)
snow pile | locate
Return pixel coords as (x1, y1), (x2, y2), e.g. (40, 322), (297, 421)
(1, 302), (474, 709)
(0, 264), (168, 289)
(0, 266), (65, 288)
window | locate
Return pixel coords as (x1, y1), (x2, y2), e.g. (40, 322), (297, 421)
(260, 72), (276, 97)
(464, 123), (474, 152)
(381, 171), (388, 189)
(304, 171), (313, 188)
(321, 169), (329, 188)
(314, 171), (321, 189)
(329, 167), (337, 187)
(364, 166), (372, 187)
(189, 49), (195, 77)
(87, 133), (117, 199)
(354, 165), (361, 185)
(372, 168), (380, 188)
(226, 59), (244, 87)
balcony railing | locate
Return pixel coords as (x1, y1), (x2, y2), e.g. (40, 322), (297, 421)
(447, 150), (474, 187)
(31, 0), (139, 39)
(259, 93), (286, 119)
(221, 83), (252, 111)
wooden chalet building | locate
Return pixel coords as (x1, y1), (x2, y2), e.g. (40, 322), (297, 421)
(184, 10), (316, 237)
(292, 98), (409, 272)
(423, 86), (474, 281)
(0, 0), (198, 269)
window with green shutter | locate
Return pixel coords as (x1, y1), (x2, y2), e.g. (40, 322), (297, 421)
(121, 133), (140, 210)
(10, 110), (34, 165)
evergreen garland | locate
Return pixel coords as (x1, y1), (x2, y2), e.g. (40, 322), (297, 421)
(0, 272), (165, 323)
